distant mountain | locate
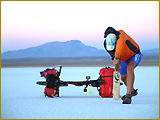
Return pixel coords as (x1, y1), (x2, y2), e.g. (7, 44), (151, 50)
(1, 40), (159, 59)
(1, 40), (108, 59)
(141, 48), (159, 55)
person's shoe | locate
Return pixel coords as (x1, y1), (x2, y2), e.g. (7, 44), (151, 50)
(122, 94), (132, 104)
(131, 89), (138, 96)
(121, 89), (138, 100)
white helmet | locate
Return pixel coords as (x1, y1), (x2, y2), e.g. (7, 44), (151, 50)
(105, 33), (117, 51)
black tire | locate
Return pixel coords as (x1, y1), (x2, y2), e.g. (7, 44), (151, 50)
(36, 81), (46, 85)
(84, 89), (87, 92)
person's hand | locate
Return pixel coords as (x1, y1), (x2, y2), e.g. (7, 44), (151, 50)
(113, 57), (121, 71)
(114, 64), (121, 71)
(113, 57), (119, 64)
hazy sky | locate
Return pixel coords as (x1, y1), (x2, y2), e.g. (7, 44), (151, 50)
(1, 1), (159, 53)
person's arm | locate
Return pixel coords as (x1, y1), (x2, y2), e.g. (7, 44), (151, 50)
(115, 38), (124, 59)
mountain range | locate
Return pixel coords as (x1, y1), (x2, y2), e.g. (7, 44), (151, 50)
(1, 40), (159, 59)
(1, 40), (108, 59)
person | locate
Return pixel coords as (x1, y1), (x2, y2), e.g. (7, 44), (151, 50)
(103, 27), (141, 104)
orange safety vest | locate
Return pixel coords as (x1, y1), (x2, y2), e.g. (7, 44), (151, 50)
(115, 30), (140, 63)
